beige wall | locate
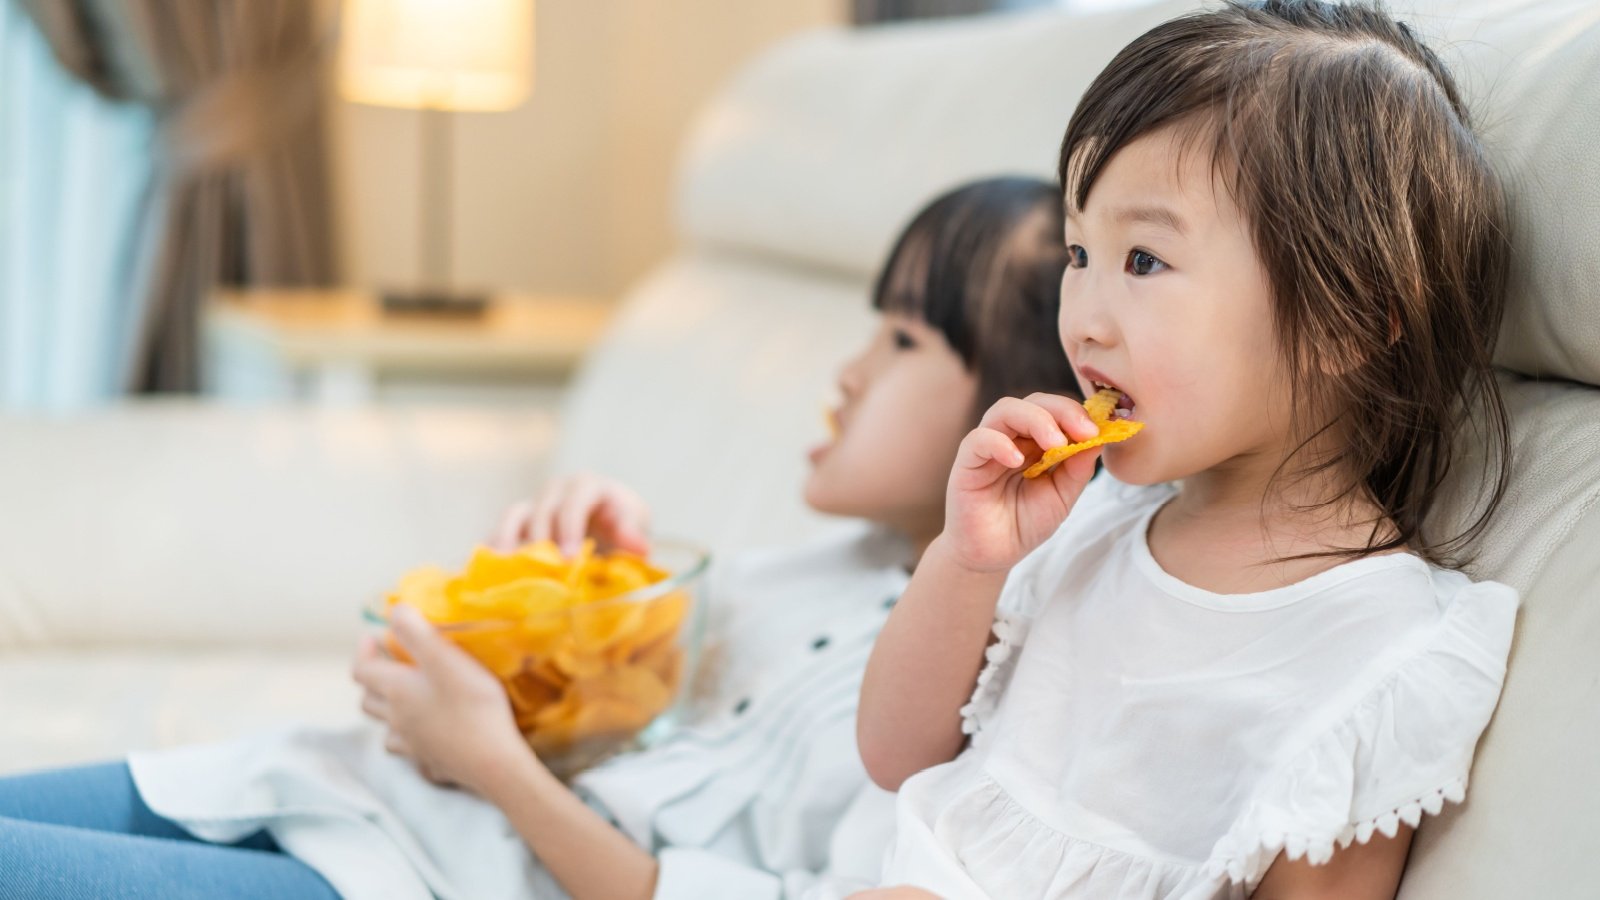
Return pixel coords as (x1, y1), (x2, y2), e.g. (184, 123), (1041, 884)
(330, 0), (842, 300)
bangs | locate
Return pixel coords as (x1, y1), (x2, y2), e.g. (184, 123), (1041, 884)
(873, 222), (969, 359)
(1060, 112), (1239, 221)
(870, 177), (1078, 415)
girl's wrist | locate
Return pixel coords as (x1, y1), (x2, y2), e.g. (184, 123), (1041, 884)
(475, 740), (555, 805)
(928, 532), (1018, 580)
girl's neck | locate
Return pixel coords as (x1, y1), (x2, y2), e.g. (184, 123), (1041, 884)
(1163, 451), (1400, 574)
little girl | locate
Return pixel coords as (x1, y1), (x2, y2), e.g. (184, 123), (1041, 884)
(857, 3), (1519, 899)
(0, 177), (1080, 900)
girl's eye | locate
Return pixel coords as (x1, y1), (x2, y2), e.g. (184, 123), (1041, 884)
(1126, 249), (1166, 276)
(892, 329), (917, 350)
(1066, 244), (1088, 269)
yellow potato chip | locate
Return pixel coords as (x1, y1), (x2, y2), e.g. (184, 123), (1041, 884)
(516, 540), (569, 571)
(380, 537), (691, 764)
(386, 567), (453, 621)
(457, 576), (570, 621)
(1082, 388), (1121, 424)
(451, 624), (531, 679)
(1022, 417), (1144, 478)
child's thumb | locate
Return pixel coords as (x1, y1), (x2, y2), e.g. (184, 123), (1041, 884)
(389, 605), (447, 668)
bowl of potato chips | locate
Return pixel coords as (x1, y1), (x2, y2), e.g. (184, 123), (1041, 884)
(364, 538), (709, 777)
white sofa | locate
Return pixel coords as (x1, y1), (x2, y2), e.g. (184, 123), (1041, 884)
(2, 0), (1596, 895)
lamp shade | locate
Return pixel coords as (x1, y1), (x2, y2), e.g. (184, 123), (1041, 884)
(339, 0), (534, 112)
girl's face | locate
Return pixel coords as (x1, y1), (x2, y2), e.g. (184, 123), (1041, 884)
(1059, 125), (1296, 486)
(804, 313), (977, 533)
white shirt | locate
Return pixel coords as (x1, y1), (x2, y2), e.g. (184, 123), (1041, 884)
(129, 525), (910, 900)
(881, 474), (1519, 900)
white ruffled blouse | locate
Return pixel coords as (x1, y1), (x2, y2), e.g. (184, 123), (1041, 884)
(881, 475), (1519, 900)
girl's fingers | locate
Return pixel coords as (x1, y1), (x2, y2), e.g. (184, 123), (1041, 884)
(979, 397), (1070, 452)
(1022, 392), (1100, 443)
(594, 491), (651, 555)
(489, 500), (534, 551)
(1048, 444), (1103, 490)
(351, 638), (412, 693)
(383, 732), (412, 758)
(526, 480), (569, 547)
(360, 691), (391, 723)
(555, 477), (606, 556)
(961, 427), (1026, 470)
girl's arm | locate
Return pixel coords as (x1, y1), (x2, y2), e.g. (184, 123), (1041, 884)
(478, 751), (659, 900)
(1250, 827), (1413, 900)
(856, 539), (1008, 790)
(856, 394), (1102, 792)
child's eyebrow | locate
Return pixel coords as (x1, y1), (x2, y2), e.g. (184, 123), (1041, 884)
(1065, 204), (1189, 236)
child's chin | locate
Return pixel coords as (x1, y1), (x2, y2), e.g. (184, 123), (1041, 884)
(802, 471), (845, 515)
(1100, 442), (1160, 485)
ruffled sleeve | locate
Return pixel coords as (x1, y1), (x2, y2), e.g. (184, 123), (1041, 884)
(957, 473), (1162, 745)
(1204, 578), (1519, 887)
(957, 550), (1053, 744)
(957, 608), (1030, 744)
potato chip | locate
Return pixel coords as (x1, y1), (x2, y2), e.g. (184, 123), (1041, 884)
(1022, 393), (1143, 479)
(1082, 387), (1121, 424)
(380, 538), (691, 769)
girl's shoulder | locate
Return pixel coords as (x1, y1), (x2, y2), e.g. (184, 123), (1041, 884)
(1206, 563), (1519, 885)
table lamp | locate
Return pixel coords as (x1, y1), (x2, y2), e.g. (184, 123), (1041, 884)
(339, 0), (535, 315)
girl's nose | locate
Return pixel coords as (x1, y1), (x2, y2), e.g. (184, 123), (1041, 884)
(837, 352), (868, 400)
(1059, 277), (1117, 350)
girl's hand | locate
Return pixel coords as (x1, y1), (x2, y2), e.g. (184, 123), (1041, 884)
(847, 889), (944, 900)
(489, 471), (652, 557)
(351, 604), (533, 796)
(942, 393), (1102, 573)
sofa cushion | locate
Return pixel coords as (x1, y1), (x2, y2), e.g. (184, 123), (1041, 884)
(675, 1), (1198, 282)
(0, 405), (554, 649)
(0, 648), (360, 775)
(1427, 0), (1600, 385)
(550, 251), (877, 559)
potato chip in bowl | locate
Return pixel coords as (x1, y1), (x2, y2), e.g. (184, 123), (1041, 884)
(365, 539), (709, 777)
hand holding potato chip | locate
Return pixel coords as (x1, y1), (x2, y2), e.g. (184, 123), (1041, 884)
(940, 393), (1107, 574)
(1022, 388), (1144, 478)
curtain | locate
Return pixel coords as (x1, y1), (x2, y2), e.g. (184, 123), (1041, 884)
(0, 2), (151, 410)
(13, 0), (337, 394)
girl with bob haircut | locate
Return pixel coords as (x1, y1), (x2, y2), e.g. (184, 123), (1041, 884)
(858, 2), (1519, 898)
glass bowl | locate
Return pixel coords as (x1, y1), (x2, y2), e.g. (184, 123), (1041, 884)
(363, 539), (710, 778)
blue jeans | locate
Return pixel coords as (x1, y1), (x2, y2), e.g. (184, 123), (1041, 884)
(0, 761), (341, 899)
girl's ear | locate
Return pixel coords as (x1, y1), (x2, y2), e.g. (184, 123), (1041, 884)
(1316, 338), (1368, 378)
(1314, 303), (1401, 378)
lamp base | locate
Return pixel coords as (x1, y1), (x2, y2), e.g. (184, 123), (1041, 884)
(379, 288), (488, 317)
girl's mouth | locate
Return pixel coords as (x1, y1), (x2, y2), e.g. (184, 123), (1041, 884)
(1089, 379), (1138, 420)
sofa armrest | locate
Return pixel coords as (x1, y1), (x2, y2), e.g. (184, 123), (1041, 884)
(0, 402), (556, 650)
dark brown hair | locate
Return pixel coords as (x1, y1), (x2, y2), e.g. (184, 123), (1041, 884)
(874, 177), (1082, 419)
(1059, 0), (1511, 566)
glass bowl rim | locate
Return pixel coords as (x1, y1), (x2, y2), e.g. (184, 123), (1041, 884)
(362, 536), (711, 633)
